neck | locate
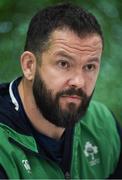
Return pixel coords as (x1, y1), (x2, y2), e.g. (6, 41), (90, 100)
(18, 78), (65, 140)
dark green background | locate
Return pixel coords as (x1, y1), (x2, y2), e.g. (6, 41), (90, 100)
(0, 0), (122, 124)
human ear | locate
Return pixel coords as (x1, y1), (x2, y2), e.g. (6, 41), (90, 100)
(20, 51), (36, 80)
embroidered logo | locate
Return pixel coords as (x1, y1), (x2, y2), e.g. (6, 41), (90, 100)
(84, 141), (100, 166)
(22, 160), (31, 173)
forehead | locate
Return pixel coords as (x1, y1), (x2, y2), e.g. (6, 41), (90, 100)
(47, 29), (103, 55)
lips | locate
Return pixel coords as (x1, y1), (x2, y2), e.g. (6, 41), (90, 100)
(62, 95), (81, 99)
(61, 95), (81, 104)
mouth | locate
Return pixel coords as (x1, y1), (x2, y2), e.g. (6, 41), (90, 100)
(62, 95), (81, 99)
(61, 95), (81, 103)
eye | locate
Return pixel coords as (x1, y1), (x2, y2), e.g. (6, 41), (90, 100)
(84, 64), (96, 72)
(58, 60), (70, 69)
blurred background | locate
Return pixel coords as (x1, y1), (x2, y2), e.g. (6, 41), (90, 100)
(0, 0), (122, 124)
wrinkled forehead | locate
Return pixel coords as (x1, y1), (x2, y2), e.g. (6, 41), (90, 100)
(45, 29), (103, 57)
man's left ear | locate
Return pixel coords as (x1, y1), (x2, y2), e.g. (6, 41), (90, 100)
(20, 51), (36, 81)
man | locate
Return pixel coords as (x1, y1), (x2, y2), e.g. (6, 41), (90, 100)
(0, 3), (121, 179)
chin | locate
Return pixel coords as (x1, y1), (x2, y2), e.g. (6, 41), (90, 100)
(61, 102), (80, 112)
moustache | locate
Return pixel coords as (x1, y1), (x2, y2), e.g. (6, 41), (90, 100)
(57, 88), (87, 99)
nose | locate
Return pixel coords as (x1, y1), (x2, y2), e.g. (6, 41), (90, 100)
(68, 71), (85, 89)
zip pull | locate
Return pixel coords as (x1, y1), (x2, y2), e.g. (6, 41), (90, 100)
(65, 171), (71, 179)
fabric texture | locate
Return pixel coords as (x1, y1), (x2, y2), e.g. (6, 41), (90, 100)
(0, 78), (121, 179)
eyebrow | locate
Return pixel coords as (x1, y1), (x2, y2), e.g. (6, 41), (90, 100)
(87, 58), (100, 63)
(55, 51), (100, 63)
(55, 51), (74, 61)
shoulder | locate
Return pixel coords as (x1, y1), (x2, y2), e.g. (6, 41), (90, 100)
(0, 82), (17, 130)
(83, 100), (116, 127)
(73, 100), (122, 178)
(88, 100), (112, 115)
(87, 100), (120, 136)
(76, 100), (121, 150)
(0, 125), (13, 161)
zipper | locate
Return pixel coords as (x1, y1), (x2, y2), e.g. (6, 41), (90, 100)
(65, 171), (71, 179)
(60, 125), (74, 176)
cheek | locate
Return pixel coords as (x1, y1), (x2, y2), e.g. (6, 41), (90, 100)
(40, 66), (67, 92)
(86, 76), (98, 96)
